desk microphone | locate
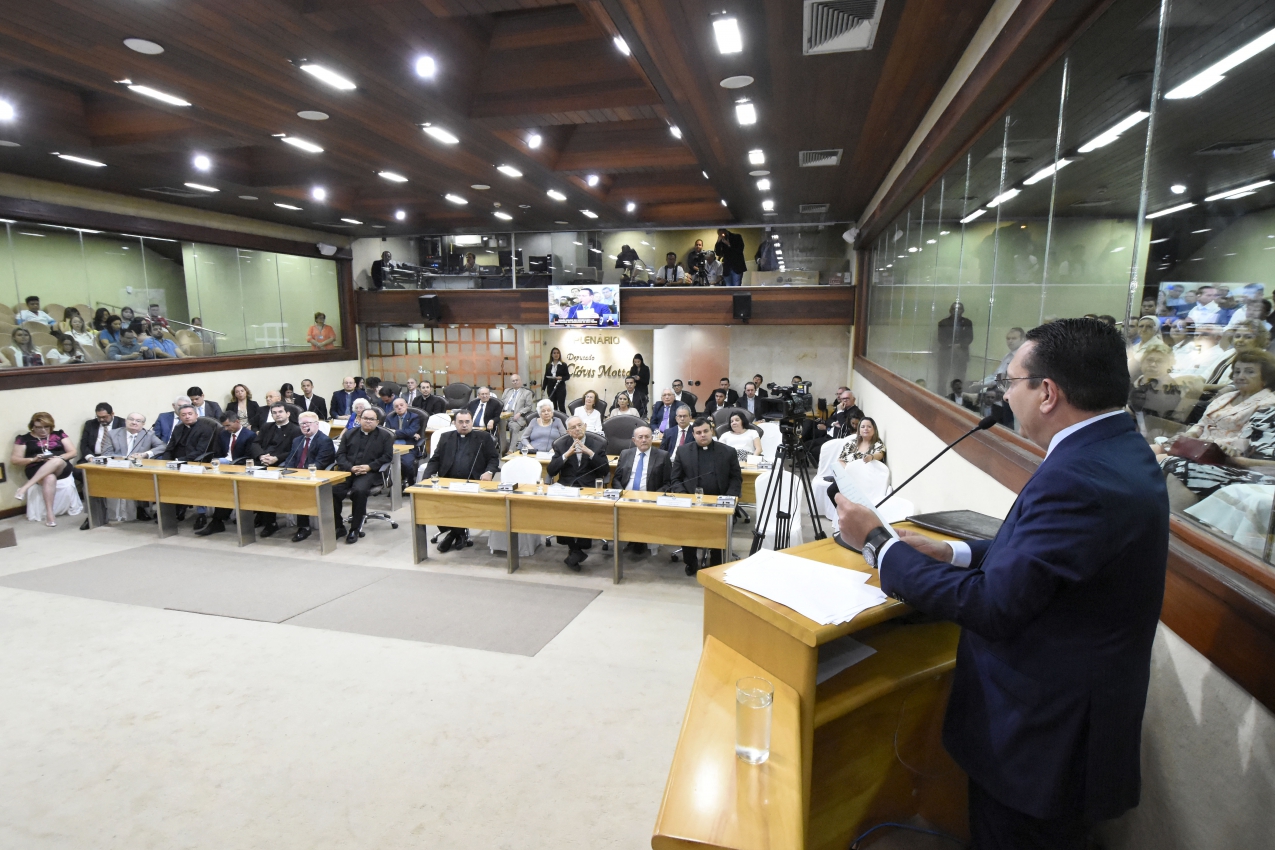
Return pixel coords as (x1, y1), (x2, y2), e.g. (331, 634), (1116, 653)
(875, 414), (997, 509)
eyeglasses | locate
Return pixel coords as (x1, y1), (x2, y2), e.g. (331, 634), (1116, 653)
(995, 375), (1045, 392)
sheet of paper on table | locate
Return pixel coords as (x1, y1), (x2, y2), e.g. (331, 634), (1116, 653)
(722, 549), (888, 625)
(535, 451), (553, 461)
(449, 482), (481, 492)
(816, 635), (878, 684)
(656, 495), (693, 507)
(546, 484), (581, 497)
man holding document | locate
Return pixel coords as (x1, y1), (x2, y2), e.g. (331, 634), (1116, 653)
(835, 319), (1168, 850)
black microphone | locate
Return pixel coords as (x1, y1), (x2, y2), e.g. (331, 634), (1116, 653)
(875, 414), (997, 509)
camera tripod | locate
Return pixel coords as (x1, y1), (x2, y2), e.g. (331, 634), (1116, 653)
(750, 422), (827, 554)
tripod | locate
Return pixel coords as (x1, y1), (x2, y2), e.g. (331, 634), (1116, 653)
(750, 422), (826, 554)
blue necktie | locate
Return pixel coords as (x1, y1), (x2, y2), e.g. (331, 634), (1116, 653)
(631, 451), (645, 491)
(661, 408), (669, 430)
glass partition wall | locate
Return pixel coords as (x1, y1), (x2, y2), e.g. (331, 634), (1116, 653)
(864, 0), (1275, 568)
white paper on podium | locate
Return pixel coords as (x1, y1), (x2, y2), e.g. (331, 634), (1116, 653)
(830, 460), (900, 540)
(722, 549), (887, 625)
(816, 635), (878, 684)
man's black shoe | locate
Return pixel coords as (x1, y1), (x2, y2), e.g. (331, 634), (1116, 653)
(438, 530), (457, 553)
(345, 528), (359, 544)
(175, 506), (187, 521)
(254, 514), (266, 528)
(135, 506), (149, 521)
(192, 515), (207, 531)
(195, 520), (226, 537)
(565, 549), (585, 571)
(291, 527), (312, 543)
(334, 523), (347, 539)
(79, 518), (91, 531)
(685, 562), (697, 576)
(260, 523), (279, 538)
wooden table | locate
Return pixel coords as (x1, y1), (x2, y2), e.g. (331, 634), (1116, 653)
(500, 452), (762, 503)
(652, 528), (967, 850)
(80, 459), (351, 554)
(391, 443), (414, 511)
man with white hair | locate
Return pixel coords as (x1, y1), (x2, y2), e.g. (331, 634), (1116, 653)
(466, 386), (503, 439)
(546, 416), (611, 570)
(104, 412), (166, 522)
(153, 395), (192, 443)
(500, 374), (535, 452)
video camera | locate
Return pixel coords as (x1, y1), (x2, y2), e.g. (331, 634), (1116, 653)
(758, 381), (814, 422)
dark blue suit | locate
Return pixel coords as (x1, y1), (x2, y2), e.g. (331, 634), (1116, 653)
(153, 411), (178, 443)
(662, 424), (693, 454)
(880, 413), (1167, 824)
(648, 400), (686, 433)
(329, 388), (368, 419)
(277, 432), (336, 531)
(215, 427), (257, 464)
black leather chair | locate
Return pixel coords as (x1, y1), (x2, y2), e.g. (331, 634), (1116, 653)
(713, 407), (753, 428)
(443, 382), (473, 410)
(601, 416), (641, 455)
(568, 397), (609, 418)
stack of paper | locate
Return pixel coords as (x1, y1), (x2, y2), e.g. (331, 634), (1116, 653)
(722, 550), (888, 625)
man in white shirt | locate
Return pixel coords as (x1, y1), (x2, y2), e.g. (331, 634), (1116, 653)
(614, 425), (673, 555)
(466, 386), (503, 438)
(662, 405), (694, 453)
(655, 252), (685, 286)
(1225, 284), (1269, 330)
(500, 374), (535, 452)
(1186, 285), (1221, 327)
(16, 295), (57, 327)
(103, 413), (166, 522)
(740, 382), (761, 416)
(702, 251), (723, 285)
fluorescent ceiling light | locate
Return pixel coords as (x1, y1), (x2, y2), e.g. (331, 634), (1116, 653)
(613, 36), (630, 56)
(454, 235), (482, 246)
(670, 125), (682, 139)
(721, 199), (728, 206)
(123, 38), (164, 55)
(445, 193), (467, 205)
(1146, 202), (1196, 219)
(493, 211), (512, 220)
(1149, 237), (1169, 244)
(939, 230), (950, 235)
(1165, 28), (1275, 99)
(1204, 179), (1273, 201)
(547, 189), (567, 201)
(395, 210), (406, 220)
(586, 174), (599, 187)
(415, 55), (436, 78)
(748, 149), (765, 165)
(55, 153), (106, 167)
(341, 218), (362, 224)
(573, 241), (583, 246)
(625, 202), (636, 212)
(274, 203), (301, 210)
(281, 136), (324, 153)
(960, 209), (987, 224)
(423, 125), (459, 145)
(183, 182), (218, 192)
(713, 17), (743, 54)
(581, 210), (598, 219)
(771, 234), (779, 240)
(1022, 158), (1072, 185)
(496, 164), (522, 178)
(192, 154), (211, 171)
(761, 199), (774, 211)
(311, 187), (326, 201)
(1171, 184), (1186, 194)
(127, 85), (190, 107)
(378, 170), (408, 182)
(735, 102), (757, 125)
(1077, 111), (1149, 153)
(299, 63), (356, 91)
(0, 100), (14, 121)
(756, 178), (770, 190)
(1192, 228), (1212, 234)
(702, 170), (709, 179)
(471, 184), (490, 190)
(527, 132), (542, 149)
(987, 188), (1021, 207)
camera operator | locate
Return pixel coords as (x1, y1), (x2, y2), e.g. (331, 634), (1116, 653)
(655, 252), (686, 286)
(686, 239), (706, 279)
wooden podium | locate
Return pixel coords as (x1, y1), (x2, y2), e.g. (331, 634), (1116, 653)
(653, 530), (969, 850)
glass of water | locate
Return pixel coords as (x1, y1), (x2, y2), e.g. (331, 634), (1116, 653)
(520, 445), (529, 456)
(245, 458), (255, 473)
(695, 487), (704, 505)
(211, 458), (221, 474)
(308, 463), (317, 479)
(431, 473), (440, 489)
(735, 677), (773, 764)
(595, 477), (604, 493)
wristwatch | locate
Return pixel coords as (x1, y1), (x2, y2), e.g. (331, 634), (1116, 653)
(860, 526), (893, 569)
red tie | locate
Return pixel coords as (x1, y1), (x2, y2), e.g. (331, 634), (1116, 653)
(678, 429), (686, 448)
(228, 434), (236, 457)
(299, 437), (310, 467)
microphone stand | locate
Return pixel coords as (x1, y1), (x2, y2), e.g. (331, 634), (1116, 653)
(876, 415), (997, 509)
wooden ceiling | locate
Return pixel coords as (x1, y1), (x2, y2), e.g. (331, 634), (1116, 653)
(0, 0), (995, 237)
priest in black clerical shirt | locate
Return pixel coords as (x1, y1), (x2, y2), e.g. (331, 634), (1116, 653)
(669, 417), (742, 575)
(422, 409), (500, 552)
(162, 405), (217, 462)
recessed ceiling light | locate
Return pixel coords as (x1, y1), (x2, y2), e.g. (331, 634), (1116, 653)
(713, 17), (743, 54)
(395, 210), (406, 220)
(573, 241), (583, 245)
(497, 164), (522, 177)
(527, 132), (542, 149)
(1149, 237), (1170, 244)
(1165, 28), (1275, 99)
(415, 55), (437, 78)
(1192, 228), (1212, 234)
(1077, 111), (1149, 153)
(555, 219), (569, 224)
(192, 154), (211, 171)
(299, 63), (356, 90)
(184, 182), (218, 193)
(275, 203), (302, 210)
(54, 153), (106, 167)
(1170, 183), (1187, 194)
(281, 136), (324, 153)
(493, 211), (514, 222)
(445, 193), (467, 205)
(586, 174), (599, 187)
(581, 210), (598, 219)
(670, 125), (682, 139)
(311, 186), (327, 201)
(756, 178), (770, 190)
(378, 170), (408, 182)
(761, 199), (774, 211)
(0, 101), (14, 121)
(749, 170), (770, 177)
(613, 36), (630, 56)
(720, 75), (753, 89)
(939, 230), (950, 235)
(626, 202), (636, 212)
(547, 189), (567, 201)
(960, 209), (987, 224)
(771, 234), (779, 240)
(127, 85), (191, 107)
(735, 102), (757, 125)
(0, 140), (19, 147)
(748, 149), (765, 165)
(372, 225), (385, 229)
(297, 110), (329, 121)
(239, 195), (258, 200)
(471, 184), (490, 190)
(341, 217), (362, 224)
(123, 37), (164, 55)
(423, 125), (459, 145)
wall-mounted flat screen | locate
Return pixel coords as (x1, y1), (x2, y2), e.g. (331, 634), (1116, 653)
(548, 283), (619, 327)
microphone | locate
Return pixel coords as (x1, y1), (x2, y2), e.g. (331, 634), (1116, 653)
(875, 414), (997, 509)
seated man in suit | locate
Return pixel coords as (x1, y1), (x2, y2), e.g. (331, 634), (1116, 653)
(103, 412), (166, 522)
(466, 386), (504, 440)
(187, 386), (223, 421)
(421, 409), (499, 552)
(386, 397), (424, 490)
(196, 411), (260, 537)
(333, 407), (394, 545)
(399, 378), (422, 407)
(500, 374), (536, 453)
(286, 412), (336, 543)
(546, 416), (611, 571)
(752, 375), (769, 398)
(415, 379), (448, 417)
(152, 395), (192, 443)
(329, 376), (368, 420)
(703, 388), (730, 418)
(614, 425), (673, 555)
(79, 403), (125, 462)
(669, 417), (742, 574)
(718, 378), (740, 407)
(297, 378), (328, 421)
(251, 403), (303, 538)
(670, 379), (696, 415)
(256, 390), (301, 429)
(739, 382), (763, 417)
(163, 404), (218, 463)
(662, 404), (695, 454)
(376, 386), (397, 415)
(649, 388), (680, 434)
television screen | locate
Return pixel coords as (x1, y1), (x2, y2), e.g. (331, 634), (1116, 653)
(548, 283), (619, 327)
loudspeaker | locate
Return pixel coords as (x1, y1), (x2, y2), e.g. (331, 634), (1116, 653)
(418, 294), (441, 321)
(732, 293), (752, 322)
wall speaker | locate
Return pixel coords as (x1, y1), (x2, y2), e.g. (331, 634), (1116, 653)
(418, 294), (441, 321)
(732, 293), (752, 322)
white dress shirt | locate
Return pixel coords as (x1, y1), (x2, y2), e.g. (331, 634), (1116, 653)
(669, 427), (691, 451)
(627, 449), (651, 491)
(94, 422), (115, 455)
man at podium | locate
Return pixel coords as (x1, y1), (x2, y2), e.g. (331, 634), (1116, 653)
(836, 319), (1168, 850)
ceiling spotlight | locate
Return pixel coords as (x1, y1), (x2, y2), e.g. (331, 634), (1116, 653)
(720, 75), (753, 89)
(0, 100), (14, 121)
(423, 125), (459, 145)
(1171, 183), (1187, 194)
(274, 203), (302, 210)
(586, 174), (600, 187)
(127, 84), (190, 107)
(748, 149), (765, 165)
(311, 186), (327, 201)
(494, 211), (512, 221)
(395, 210), (406, 220)
(547, 189), (567, 201)
(183, 182), (218, 192)
(670, 125), (682, 139)
(341, 218), (362, 225)
(756, 178), (770, 191)
(415, 55), (437, 78)
(527, 132), (542, 149)
(1146, 202), (1196, 219)
(54, 153), (106, 167)
(713, 17), (743, 54)
(735, 101), (757, 125)
(445, 193), (467, 205)
(123, 38), (164, 55)
(613, 36), (630, 56)
(192, 154), (211, 171)
(761, 199), (774, 211)
(497, 164), (523, 178)
(1077, 111), (1149, 153)
(626, 201), (636, 212)
(721, 199), (728, 206)
(281, 136), (324, 153)
(299, 63), (356, 90)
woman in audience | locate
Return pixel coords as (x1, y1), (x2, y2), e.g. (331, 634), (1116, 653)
(344, 397), (371, 431)
(57, 306), (81, 334)
(719, 412), (761, 458)
(67, 314), (96, 349)
(97, 315), (123, 351)
(11, 412), (77, 526)
(519, 400), (566, 453)
(1168, 318), (1198, 373)
(1155, 350), (1275, 462)
(1127, 315), (1163, 376)
(607, 392), (640, 420)
(119, 306), (136, 325)
(629, 353), (650, 416)
(5, 327), (44, 367)
(44, 336), (86, 365)
(1127, 344), (1198, 425)
(1162, 404), (1275, 511)
(576, 390), (603, 434)
(544, 347), (570, 412)
(839, 417), (886, 467)
(91, 307), (110, 332)
(1210, 320), (1270, 390)
(280, 382), (298, 406)
(307, 312), (336, 349)
(227, 383), (259, 424)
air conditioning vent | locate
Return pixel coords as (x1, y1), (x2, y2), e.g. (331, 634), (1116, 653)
(803, 0), (884, 55)
(1195, 139), (1274, 156)
(799, 148), (843, 167)
(799, 203), (831, 214)
(141, 186), (210, 198)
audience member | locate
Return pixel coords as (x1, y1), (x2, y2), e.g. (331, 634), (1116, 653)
(1155, 350), (1275, 462)
(195, 412), (259, 538)
(663, 405), (694, 452)
(415, 380), (447, 417)
(249, 404), (302, 538)
(655, 252), (686, 286)
(1162, 403), (1275, 510)
(107, 329), (152, 361)
(307, 312), (336, 349)
(1128, 315), (1163, 374)
(330, 376), (367, 419)
(703, 388), (729, 417)
(702, 251), (723, 285)
(839, 418), (886, 466)
(162, 405), (218, 464)
(97, 315), (124, 351)
(714, 228), (746, 287)
(519, 400), (567, 453)
(421, 409), (500, 552)
(386, 398), (424, 487)
(669, 417), (742, 573)
(45, 337), (86, 365)
(751, 375), (768, 398)
(500, 374), (536, 451)
(146, 304), (168, 331)
(11, 412), (76, 526)
(280, 383), (298, 406)
(573, 390), (604, 434)
(284, 413), (336, 542)
(332, 406), (393, 545)
(120, 306), (136, 325)
(376, 386), (397, 415)
(6, 327), (45, 366)
(153, 396), (192, 443)
(187, 387), (222, 421)
(16, 296), (56, 328)
(546, 416), (611, 570)
(79, 403), (125, 462)
(670, 379), (696, 415)
(720, 413), (761, 458)
(739, 382), (762, 416)
(1167, 319), (1198, 373)
(717, 378), (740, 406)
(1171, 324), (1230, 384)
(141, 324), (184, 359)
(56, 307), (81, 334)
(344, 397), (371, 431)
(1128, 345), (1198, 425)
(254, 389), (299, 429)
(104, 412), (165, 522)
(608, 392), (640, 420)
(615, 425), (673, 555)
(649, 389), (679, 433)
(67, 314), (96, 349)
(544, 346), (571, 413)
(629, 354), (650, 415)
(466, 386), (503, 438)
(1213, 320), (1270, 388)
(297, 378), (328, 420)
(1186, 285), (1220, 327)
(91, 307), (110, 332)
